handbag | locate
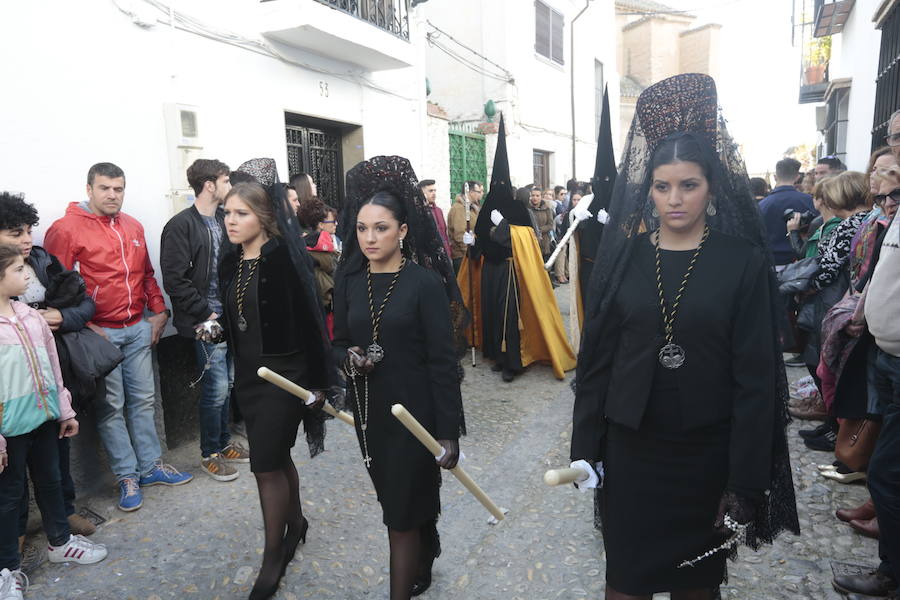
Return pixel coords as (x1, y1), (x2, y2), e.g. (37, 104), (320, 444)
(835, 419), (882, 472)
(777, 256), (819, 295)
(56, 328), (125, 408)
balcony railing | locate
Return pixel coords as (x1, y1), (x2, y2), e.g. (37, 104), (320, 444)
(794, 0), (830, 103)
(312, 0), (410, 40)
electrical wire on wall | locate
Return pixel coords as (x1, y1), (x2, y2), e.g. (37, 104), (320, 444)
(424, 20), (515, 84)
(109, 0), (419, 101)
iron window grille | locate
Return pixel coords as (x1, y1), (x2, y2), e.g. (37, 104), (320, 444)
(301, 0), (411, 41)
(872, 3), (900, 150)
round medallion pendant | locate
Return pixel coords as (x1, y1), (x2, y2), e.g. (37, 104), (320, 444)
(659, 342), (686, 369)
(237, 316), (248, 332)
(366, 343), (385, 364)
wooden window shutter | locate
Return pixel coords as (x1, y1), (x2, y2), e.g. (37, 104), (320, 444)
(535, 1), (551, 59)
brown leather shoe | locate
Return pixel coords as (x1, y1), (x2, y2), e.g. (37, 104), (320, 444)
(833, 569), (898, 596)
(850, 517), (880, 539)
(837, 499), (877, 523)
(67, 513), (97, 536)
(788, 393), (827, 420)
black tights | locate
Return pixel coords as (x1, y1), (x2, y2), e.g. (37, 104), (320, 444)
(388, 528), (421, 600)
(387, 521), (439, 600)
(251, 453), (305, 593)
(605, 584), (720, 600)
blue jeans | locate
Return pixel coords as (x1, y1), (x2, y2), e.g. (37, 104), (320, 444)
(96, 320), (162, 481)
(0, 421), (71, 570)
(194, 340), (233, 457)
(869, 348), (900, 583)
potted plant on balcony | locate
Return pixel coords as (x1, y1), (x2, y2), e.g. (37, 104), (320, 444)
(804, 36), (831, 85)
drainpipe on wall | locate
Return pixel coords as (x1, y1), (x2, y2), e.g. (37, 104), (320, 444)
(571, 0), (593, 180)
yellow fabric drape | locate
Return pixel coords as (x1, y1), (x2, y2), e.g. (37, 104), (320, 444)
(509, 226), (577, 379)
(456, 254), (483, 349)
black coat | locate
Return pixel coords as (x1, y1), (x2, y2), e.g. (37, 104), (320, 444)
(161, 205), (229, 338)
(26, 246), (95, 333)
(219, 237), (331, 391)
(571, 230), (777, 496)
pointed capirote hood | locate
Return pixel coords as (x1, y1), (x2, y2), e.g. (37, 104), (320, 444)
(475, 114), (531, 242)
(589, 86), (617, 214)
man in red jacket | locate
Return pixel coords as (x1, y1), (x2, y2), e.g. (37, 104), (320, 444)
(44, 162), (192, 513)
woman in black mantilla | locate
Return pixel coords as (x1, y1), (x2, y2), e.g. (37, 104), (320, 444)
(218, 159), (333, 600)
(332, 156), (466, 600)
(570, 74), (799, 599)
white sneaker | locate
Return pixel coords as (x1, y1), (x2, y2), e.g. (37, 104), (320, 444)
(47, 534), (108, 565)
(0, 568), (27, 600)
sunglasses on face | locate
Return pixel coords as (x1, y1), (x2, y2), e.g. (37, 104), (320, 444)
(874, 188), (900, 204)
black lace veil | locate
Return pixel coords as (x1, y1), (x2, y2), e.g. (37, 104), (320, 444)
(234, 158), (336, 457)
(336, 155), (469, 434)
(577, 74), (800, 548)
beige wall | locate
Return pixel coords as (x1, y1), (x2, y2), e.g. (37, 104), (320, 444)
(619, 97), (637, 150)
(679, 24), (722, 81)
(616, 5), (720, 153)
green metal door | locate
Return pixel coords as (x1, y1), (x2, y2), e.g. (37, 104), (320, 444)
(449, 131), (487, 201)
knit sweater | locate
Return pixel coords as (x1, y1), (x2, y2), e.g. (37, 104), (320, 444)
(865, 215), (900, 356)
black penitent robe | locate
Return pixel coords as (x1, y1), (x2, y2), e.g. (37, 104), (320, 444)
(479, 221), (523, 373)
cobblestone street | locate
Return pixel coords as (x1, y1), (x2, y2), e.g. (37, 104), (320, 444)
(23, 286), (878, 599)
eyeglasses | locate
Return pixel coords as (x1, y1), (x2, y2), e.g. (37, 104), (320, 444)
(874, 188), (900, 204)
(885, 133), (900, 147)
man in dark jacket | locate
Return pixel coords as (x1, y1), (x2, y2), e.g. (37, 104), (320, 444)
(758, 158), (818, 267)
(160, 159), (249, 482)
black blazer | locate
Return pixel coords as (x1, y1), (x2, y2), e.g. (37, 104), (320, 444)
(571, 230), (777, 495)
(220, 237), (331, 391)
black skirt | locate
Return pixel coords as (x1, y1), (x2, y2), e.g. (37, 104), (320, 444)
(228, 259), (308, 473)
(601, 410), (731, 594)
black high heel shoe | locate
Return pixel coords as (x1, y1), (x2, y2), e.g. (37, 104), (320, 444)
(280, 515), (309, 578)
(410, 568), (432, 597)
(411, 521), (440, 596)
(248, 579), (279, 600)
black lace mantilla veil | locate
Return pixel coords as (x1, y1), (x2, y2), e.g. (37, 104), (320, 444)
(576, 74), (800, 547)
(336, 155), (469, 435)
(234, 158), (337, 457)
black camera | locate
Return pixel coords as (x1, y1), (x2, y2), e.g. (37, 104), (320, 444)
(783, 209), (816, 230)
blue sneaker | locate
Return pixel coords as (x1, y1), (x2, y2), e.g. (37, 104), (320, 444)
(139, 463), (193, 487)
(118, 477), (143, 512)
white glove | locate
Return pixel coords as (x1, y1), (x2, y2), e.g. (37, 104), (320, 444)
(570, 459), (604, 491)
(463, 231), (475, 245)
(596, 208), (610, 224)
(491, 209), (504, 226)
(571, 195), (593, 221)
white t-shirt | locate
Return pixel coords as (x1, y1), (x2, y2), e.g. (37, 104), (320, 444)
(19, 263), (47, 306)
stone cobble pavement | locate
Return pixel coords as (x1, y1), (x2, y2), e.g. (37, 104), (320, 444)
(23, 285), (879, 599)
